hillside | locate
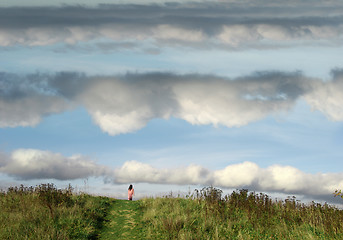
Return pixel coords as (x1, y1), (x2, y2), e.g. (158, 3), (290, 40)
(1, 185), (343, 239)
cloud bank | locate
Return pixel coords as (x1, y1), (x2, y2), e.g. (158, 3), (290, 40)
(1, 149), (342, 199)
(0, 149), (108, 180)
(1, 70), (343, 134)
(1, 1), (343, 49)
(113, 160), (343, 198)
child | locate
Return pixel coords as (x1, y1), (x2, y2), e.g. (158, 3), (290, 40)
(128, 184), (134, 200)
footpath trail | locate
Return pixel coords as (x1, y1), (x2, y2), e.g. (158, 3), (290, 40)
(99, 199), (146, 240)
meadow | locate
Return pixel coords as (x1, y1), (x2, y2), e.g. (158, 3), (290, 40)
(0, 184), (111, 239)
(1, 185), (343, 239)
(141, 187), (343, 239)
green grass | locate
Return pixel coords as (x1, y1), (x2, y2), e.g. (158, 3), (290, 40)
(1, 185), (343, 239)
(141, 187), (343, 239)
(99, 199), (146, 239)
(0, 184), (111, 240)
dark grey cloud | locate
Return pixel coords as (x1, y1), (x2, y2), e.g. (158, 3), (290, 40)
(0, 1), (342, 48)
(0, 72), (71, 127)
(1, 1), (341, 28)
(1, 69), (343, 133)
(0, 152), (8, 168)
(331, 68), (343, 80)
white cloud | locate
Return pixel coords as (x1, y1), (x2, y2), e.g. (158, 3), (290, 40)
(172, 77), (297, 127)
(1, 149), (342, 198)
(0, 149), (109, 180)
(112, 160), (343, 197)
(153, 25), (204, 42)
(258, 166), (343, 197)
(76, 77), (175, 135)
(71, 72), (306, 135)
(75, 71), (343, 135)
(255, 24), (292, 41)
(1, 70), (343, 134)
(213, 161), (259, 187)
(113, 160), (211, 185)
(217, 25), (261, 46)
(304, 75), (343, 121)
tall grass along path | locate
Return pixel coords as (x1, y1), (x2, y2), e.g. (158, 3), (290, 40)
(2, 185), (343, 239)
(99, 199), (146, 239)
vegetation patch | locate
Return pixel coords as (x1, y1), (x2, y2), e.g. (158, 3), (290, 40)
(141, 187), (343, 240)
(99, 199), (146, 240)
(0, 184), (111, 240)
(1, 185), (343, 239)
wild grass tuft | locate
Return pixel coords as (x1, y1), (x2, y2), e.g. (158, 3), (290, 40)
(141, 187), (343, 239)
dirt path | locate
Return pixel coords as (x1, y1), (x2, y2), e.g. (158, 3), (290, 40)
(99, 199), (146, 240)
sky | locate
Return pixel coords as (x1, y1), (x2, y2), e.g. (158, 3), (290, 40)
(1, 0), (343, 204)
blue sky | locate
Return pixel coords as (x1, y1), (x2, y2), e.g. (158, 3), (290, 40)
(1, 0), (343, 203)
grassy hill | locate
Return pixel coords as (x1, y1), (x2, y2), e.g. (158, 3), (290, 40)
(1, 185), (343, 239)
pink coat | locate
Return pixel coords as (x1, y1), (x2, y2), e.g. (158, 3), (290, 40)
(128, 189), (134, 200)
